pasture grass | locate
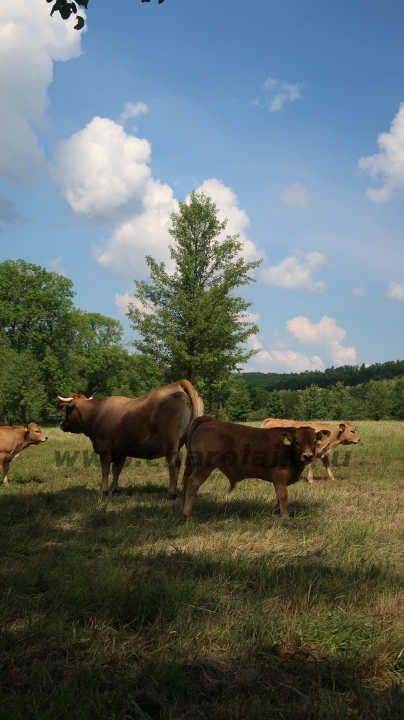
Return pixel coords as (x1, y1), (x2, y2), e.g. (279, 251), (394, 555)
(1, 422), (404, 718)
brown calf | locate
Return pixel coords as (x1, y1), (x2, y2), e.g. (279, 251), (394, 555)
(0, 422), (48, 484)
(182, 417), (330, 518)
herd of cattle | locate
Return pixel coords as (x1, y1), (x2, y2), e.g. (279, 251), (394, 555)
(0, 379), (360, 518)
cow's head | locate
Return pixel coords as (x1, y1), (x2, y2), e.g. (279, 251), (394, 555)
(337, 422), (360, 446)
(279, 427), (331, 465)
(58, 393), (92, 433)
(24, 422), (48, 444)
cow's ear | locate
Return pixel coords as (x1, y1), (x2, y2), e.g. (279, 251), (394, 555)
(339, 423), (345, 432)
(24, 424), (29, 435)
(316, 429), (331, 443)
(279, 431), (293, 445)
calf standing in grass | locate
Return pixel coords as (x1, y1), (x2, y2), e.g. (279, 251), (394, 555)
(182, 417), (330, 518)
(261, 418), (360, 483)
(0, 422), (48, 484)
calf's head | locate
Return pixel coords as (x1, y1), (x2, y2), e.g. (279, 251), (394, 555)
(279, 427), (331, 465)
(58, 393), (90, 433)
(25, 422), (48, 444)
(337, 422), (360, 446)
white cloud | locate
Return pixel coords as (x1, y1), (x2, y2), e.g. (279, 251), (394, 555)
(115, 291), (154, 316)
(261, 251), (327, 293)
(53, 116), (261, 277)
(194, 178), (262, 261)
(358, 103), (404, 203)
(251, 348), (325, 373)
(254, 77), (303, 112)
(52, 116), (151, 223)
(387, 282), (404, 300)
(281, 183), (311, 207)
(0, 0), (83, 185)
(286, 315), (356, 366)
(118, 102), (149, 124)
(96, 178), (178, 277)
(350, 286), (366, 297)
(47, 257), (66, 276)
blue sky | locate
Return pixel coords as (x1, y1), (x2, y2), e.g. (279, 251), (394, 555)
(1, 0), (404, 372)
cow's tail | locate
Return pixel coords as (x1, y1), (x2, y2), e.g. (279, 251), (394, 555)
(186, 415), (214, 451)
(179, 380), (204, 423)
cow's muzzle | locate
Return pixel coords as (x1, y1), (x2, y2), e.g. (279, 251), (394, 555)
(302, 453), (314, 463)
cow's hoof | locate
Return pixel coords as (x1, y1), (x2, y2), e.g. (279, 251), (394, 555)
(167, 492), (177, 501)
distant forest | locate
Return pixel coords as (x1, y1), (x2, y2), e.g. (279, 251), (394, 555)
(243, 360), (404, 392)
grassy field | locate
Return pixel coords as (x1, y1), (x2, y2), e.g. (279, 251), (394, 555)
(1, 421), (404, 719)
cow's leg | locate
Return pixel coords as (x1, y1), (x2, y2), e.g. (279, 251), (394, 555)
(99, 451), (112, 494)
(1, 455), (10, 484)
(321, 453), (335, 481)
(182, 467), (212, 519)
(109, 456), (127, 492)
(272, 477), (289, 517)
(166, 445), (182, 500)
(307, 459), (315, 484)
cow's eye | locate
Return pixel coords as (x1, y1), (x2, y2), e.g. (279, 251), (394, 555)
(350, 430), (355, 434)
(34, 430), (39, 434)
(295, 440), (300, 446)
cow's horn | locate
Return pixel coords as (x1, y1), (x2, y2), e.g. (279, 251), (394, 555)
(88, 392), (96, 400)
(58, 395), (73, 402)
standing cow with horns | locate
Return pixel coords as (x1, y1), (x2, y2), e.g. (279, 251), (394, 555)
(58, 380), (203, 496)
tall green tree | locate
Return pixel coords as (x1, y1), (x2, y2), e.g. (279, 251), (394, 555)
(266, 390), (285, 419)
(224, 376), (253, 423)
(127, 190), (262, 410)
(0, 346), (47, 423)
(328, 381), (351, 420)
(365, 380), (392, 420)
(296, 384), (328, 421)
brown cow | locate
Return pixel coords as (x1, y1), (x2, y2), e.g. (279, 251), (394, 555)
(58, 380), (203, 496)
(261, 418), (360, 483)
(181, 417), (330, 518)
(0, 422), (48, 484)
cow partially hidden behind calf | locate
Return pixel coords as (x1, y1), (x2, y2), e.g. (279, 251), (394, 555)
(0, 423), (48, 484)
(182, 417), (330, 518)
(58, 380), (203, 496)
(261, 418), (360, 483)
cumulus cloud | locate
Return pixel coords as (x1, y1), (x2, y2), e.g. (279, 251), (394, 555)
(287, 315), (357, 366)
(118, 102), (149, 124)
(250, 345), (325, 373)
(253, 76), (303, 112)
(281, 183), (311, 207)
(387, 282), (404, 300)
(96, 178), (178, 276)
(115, 291), (154, 316)
(261, 251), (327, 293)
(358, 103), (404, 202)
(0, 0), (83, 185)
(195, 179), (262, 261)
(52, 116), (151, 223)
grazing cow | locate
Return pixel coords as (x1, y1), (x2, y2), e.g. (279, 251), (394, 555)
(58, 380), (204, 496)
(181, 417), (330, 518)
(0, 422), (48, 484)
(261, 418), (360, 483)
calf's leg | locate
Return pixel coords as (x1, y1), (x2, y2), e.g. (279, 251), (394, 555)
(182, 467), (212, 519)
(1, 455), (10, 484)
(321, 453), (335, 480)
(307, 459), (316, 484)
(272, 476), (289, 517)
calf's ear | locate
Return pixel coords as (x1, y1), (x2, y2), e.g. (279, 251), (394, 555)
(316, 430), (331, 442)
(339, 423), (345, 432)
(279, 431), (293, 445)
(24, 424), (29, 435)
